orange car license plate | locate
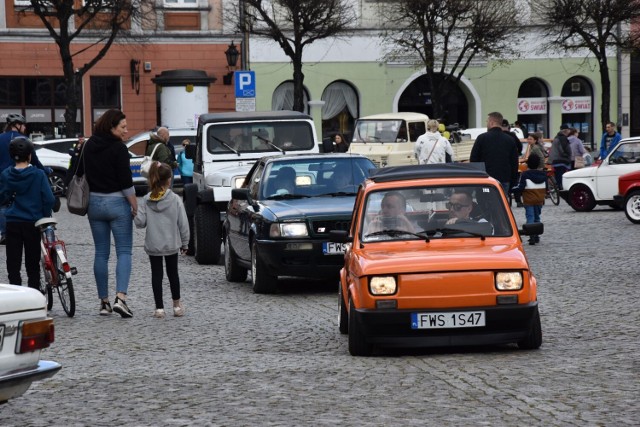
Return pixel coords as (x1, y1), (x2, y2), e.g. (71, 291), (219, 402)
(411, 311), (486, 329)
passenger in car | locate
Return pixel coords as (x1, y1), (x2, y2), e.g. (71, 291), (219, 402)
(267, 166), (296, 196)
(366, 191), (416, 234)
(445, 191), (488, 225)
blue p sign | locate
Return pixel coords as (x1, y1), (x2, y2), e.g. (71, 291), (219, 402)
(235, 71), (256, 98)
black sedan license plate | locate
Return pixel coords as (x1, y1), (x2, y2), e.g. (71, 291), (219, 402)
(411, 311), (485, 329)
(323, 242), (347, 255)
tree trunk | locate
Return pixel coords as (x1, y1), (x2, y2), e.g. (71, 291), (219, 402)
(598, 55), (611, 132)
(59, 42), (79, 138)
(292, 50), (305, 113)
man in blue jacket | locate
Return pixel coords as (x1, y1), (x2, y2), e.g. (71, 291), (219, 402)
(598, 121), (622, 161)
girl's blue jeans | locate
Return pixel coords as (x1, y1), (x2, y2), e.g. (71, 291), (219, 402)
(525, 205), (542, 224)
(88, 194), (133, 300)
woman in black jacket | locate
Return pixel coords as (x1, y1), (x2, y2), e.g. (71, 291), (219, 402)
(78, 109), (138, 318)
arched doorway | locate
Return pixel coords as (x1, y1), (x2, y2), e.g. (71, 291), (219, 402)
(271, 81), (310, 114)
(560, 76), (594, 149)
(397, 74), (468, 128)
(517, 78), (549, 137)
(321, 81), (358, 143)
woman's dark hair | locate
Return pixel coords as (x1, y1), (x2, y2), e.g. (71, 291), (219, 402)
(148, 161), (173, 198)
(93, 109), (126, 136)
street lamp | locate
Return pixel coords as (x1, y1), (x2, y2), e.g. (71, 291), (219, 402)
(223, 42), (239, 85)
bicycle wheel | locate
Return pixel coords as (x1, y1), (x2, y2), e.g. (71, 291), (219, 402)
(547, 176), (560, 205)
(39, 263), (53, 311)
(52, 250), (75, 317)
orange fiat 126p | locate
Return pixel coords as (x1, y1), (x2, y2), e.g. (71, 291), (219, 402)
(330, 164), (543, 356)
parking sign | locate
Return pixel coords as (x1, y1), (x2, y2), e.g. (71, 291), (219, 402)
(235, 71), (256, 98)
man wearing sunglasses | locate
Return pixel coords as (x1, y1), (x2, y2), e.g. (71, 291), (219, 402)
(445, 191), (488, 225)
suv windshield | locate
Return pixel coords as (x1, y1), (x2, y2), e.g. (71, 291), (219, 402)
(207, 122), (314, 154)
(361, 185), (512, 242)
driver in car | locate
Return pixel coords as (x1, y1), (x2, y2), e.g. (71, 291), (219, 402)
(445, 191), (489, 225)
(366, 191), (416, 234)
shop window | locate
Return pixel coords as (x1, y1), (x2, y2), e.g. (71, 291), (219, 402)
(0, 78), (21, 106)
(321, 81), (358, 143)
(91, 76), (121, 124)
(271, 81), (309, 114)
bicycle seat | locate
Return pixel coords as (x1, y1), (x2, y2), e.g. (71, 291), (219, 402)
(35, 218), (58, 228)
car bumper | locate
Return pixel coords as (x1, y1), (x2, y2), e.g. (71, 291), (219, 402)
(256, 239), (345, 279)
(0, 360), (62, 403)
(351, 303), (538, 348)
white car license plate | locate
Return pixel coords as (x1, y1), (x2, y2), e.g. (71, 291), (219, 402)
(411, 311), (485, 329)
(323, 241), (347, 255)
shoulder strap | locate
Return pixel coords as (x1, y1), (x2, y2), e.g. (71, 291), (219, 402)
(75, 140), (87, 177)
(149, 143), (161, 158)
(424, 138), (438, 162)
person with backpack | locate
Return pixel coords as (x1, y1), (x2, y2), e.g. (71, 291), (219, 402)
(414, 119), (454, 164)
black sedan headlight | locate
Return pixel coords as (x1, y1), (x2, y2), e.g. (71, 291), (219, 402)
(269, 223), (309, 238)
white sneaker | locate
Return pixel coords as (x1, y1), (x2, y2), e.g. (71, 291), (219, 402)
(173, 301), (185, 317)
(153, 308), (165, 318)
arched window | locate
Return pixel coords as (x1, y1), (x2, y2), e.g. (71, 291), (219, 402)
(271, 81), (309, 114)
(321, 81), (359, 142)
(560, 76), (594, 148)
(517, 78), (549, 137)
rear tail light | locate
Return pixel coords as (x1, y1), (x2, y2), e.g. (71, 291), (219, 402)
(17, 318), (55, 354)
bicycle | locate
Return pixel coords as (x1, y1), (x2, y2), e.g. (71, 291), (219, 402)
(545, 166), (560, 206)
(35, 217), (78, 317)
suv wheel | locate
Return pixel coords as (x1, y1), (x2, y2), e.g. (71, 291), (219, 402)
(251, 241), (277, 294)
(194, 204), (221, 265)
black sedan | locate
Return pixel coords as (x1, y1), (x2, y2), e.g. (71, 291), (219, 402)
(224, 153), (376, 293)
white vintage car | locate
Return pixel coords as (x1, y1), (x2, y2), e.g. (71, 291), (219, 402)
(0, 284), (61, 404)
(560, 137), (640, 211)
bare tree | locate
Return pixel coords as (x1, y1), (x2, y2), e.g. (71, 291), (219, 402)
(236, 0), (355, 112)
(381, 0), (520, 121)
(531, 0), (640, 130)
(22, 0), (152, 136)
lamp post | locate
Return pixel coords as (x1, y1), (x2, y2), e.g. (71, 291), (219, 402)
(223, 42), (240, 85)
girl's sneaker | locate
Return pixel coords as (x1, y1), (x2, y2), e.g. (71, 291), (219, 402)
(113, 296), (133, 318)
(153, 309), (165, 318)
(173, 301), (185, 317)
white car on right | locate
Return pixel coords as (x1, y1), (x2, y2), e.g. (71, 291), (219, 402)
(560, 137), (640, 211)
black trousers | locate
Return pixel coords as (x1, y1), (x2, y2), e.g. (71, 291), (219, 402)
(6, 221), (41, 290)
(149, 254), (181, 309)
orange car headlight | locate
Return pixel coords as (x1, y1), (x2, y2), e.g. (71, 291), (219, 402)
(495, 272), (523, 291)
(369, 276), (397, 295)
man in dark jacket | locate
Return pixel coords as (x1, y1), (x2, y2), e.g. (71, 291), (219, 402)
(549, 124), (572, 190)
(470, 112), (519, 196)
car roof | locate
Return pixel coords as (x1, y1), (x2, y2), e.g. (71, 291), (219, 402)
(126, 128), (195, 144)
(262, 153), (371, 164)
(368, 163), (489, 183)
(198, 111), (312, 125)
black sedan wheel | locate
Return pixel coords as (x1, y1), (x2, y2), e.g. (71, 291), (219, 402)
(624, 190), (640, 224)
(224, 234), (248, 282)
(568, 184), (596, 212)
(194, 204), (221, 265)
(251, 241), (277, 294)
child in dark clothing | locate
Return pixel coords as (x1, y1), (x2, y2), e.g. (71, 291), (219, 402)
(0, 137), (55, 289)
(511, 153), (546, 245)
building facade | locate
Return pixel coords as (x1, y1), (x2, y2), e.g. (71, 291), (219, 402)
(0, 0), (634, 150)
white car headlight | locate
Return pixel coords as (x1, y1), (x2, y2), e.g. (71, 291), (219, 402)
(269, 223), (308, 238)
(495, 272), (523, 291)
(369, 276), (397, 295)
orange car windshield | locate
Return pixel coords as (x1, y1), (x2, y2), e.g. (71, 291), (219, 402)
(360, 185), (513, 242)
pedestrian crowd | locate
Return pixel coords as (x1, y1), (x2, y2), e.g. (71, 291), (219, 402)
(0, 109), (189, 319)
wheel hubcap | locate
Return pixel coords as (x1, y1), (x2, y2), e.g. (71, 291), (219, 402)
(628, 196), (640, 220)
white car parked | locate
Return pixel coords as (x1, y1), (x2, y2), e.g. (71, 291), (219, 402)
(560, 137), (640, 211)
(33, 144), (73, 195)
(0, 284), (61, 404)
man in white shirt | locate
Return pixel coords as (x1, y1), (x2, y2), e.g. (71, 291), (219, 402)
(414, 119), (454, 164)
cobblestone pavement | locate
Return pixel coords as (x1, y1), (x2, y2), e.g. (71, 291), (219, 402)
(0, 199), (638, 426)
